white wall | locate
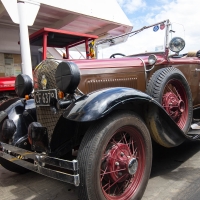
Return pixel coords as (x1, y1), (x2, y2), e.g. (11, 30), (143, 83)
(0, 27), (21, 54)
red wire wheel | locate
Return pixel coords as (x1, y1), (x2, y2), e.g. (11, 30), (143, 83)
(146, 67), (192, 133)
(78, 111), (152, 200)
(162, 79), (188, 130)
(101, 126), (145, 199)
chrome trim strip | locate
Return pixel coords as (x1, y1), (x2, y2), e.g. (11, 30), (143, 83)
(0, 142), (79, 186)
(36, 155), (78, 171)
(137, 57), (147, 87)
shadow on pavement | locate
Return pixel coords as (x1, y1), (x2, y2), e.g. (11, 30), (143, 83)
(1, 139), (200, 200)
(151, 140), (200, 178)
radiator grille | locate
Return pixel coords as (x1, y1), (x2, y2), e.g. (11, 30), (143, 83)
(86, 77), (137, 93)
(34, 59), (62, 139)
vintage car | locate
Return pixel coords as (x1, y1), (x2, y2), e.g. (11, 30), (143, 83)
(1, 19), (200, 200)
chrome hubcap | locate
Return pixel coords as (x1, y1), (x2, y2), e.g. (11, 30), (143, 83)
(128, 158), (138, 175)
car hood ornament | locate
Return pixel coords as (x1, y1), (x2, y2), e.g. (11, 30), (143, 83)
(41, 75), (47, 89)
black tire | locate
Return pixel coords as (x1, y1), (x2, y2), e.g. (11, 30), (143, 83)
(0, 120), (29, 174)
(146, 67), (192, 133)
(77, 111), (152, 200)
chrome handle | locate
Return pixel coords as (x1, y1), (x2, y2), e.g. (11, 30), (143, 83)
(195, 68), (200, 72)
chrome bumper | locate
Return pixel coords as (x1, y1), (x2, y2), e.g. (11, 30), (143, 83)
(0, 142), (79, 186)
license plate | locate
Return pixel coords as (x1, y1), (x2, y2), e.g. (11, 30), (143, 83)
(35, 89), (57, 106)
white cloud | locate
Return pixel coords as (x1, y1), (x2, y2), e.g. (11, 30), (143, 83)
(101, 0), (200, 57)
(145, 0), (200, 52)
(116, 0), (146, 13)
(157, 0), (171, 3)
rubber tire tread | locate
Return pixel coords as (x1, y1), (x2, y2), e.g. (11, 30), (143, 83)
(77, 111), (152, 200)
(146, 67), (192, 133)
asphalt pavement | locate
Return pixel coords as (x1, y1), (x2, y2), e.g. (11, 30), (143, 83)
(1, 140), (200, 200)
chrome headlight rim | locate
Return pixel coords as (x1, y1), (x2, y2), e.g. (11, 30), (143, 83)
(148, 54), (157, 65)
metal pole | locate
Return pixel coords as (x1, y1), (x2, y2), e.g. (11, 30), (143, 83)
(42, 32), (48, 60)
(17, 0), (33, 80)
(95, 44), (98, 59)
(85, 39), (89, 59)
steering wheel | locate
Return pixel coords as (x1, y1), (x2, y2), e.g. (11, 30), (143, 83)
(110, 53), (125, 58)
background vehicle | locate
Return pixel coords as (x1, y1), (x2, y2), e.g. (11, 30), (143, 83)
(0, 77), (18, 106)
(1, 19), (200, 200)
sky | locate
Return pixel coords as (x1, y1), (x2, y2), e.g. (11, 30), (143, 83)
(101, 0), (200, 58)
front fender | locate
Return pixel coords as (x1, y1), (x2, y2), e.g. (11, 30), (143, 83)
(63, 87), (188, 147)
(5, 99), (35, 127)
(1, 99), (36, 145)
(64, 87), (153, 121)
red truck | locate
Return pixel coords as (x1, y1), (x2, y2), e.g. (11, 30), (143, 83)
(0, 76), (18, 108)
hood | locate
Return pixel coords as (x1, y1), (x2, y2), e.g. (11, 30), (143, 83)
(69, 54), (167, 69)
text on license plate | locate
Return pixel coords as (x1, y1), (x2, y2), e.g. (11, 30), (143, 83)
(35, 89), (57, 106)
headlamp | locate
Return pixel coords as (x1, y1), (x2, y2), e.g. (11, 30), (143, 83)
(148, 54), (157, 65)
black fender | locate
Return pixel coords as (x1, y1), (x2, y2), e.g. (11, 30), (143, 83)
(0, 97), (20, 123)
(0, 97), (19, 112)
(63, 87), (189, 148)
(0, 99), (36, 145)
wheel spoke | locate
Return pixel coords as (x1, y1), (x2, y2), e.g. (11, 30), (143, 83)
(133, 147), (138, 157)
(100, 168), (126, 176)
(101, 166), (108, 181)
(108, 180), (111, 195)
(104, 174), (127, 192)
(102, 153), (108, 161)
(131, 139), (135, 155)
(167, 84), (173, 93)
(122, 133), (132, 155)
(122, 133), (128, 145)
(173, 86), (182, 100)
(117, 133), (125, 143)
(102, 182), (110, 189)
(113, 185), (118, 196)
(117, 176), (132, 195)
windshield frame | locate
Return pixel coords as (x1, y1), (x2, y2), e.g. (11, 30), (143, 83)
(95, 19), (171, 58)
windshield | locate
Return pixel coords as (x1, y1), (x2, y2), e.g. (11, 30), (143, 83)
(97, 21), (168, 58)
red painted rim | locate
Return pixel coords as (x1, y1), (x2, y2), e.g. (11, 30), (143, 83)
(162, 79), (188, 130)
(100, 126), (145, 199)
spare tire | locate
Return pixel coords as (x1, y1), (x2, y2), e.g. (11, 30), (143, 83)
(146, 67), (192, 133)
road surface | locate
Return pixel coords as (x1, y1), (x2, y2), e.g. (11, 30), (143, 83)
(1, 140), (200, 200)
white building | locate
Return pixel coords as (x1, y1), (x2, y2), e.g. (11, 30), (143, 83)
(0, 0), (132, 77)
